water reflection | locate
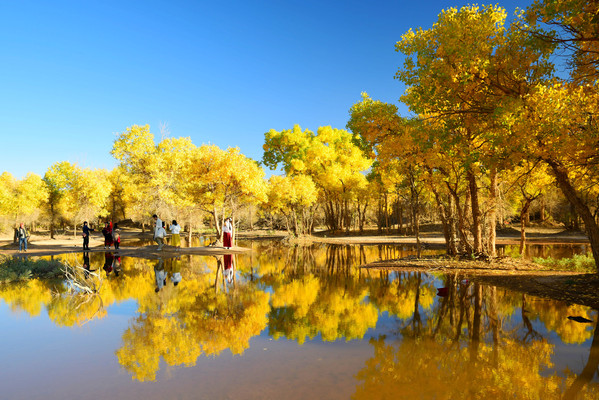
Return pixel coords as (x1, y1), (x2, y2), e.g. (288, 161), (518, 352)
(500, 243), (591, 259)
(0, 243), (597, 397)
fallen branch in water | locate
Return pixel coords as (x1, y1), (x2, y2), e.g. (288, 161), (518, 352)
(62, 261), (103, 294)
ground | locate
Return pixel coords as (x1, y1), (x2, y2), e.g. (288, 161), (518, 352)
(0, 227), (250, 259)
(1, 224), (597, 308)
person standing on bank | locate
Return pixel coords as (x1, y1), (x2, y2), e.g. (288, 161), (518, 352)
(112, 223), (121, 250)
(223, 217), (233, 249)
(102, 221), (113, 249)
(155, 220), (167, 251)
(82, 221), (94, 250)
(17, 223), (29, 252)
(170, 220), (181, 250)
(152, 214), (162, 238)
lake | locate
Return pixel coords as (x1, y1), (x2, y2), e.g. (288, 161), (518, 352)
(0, 241), (597, 399)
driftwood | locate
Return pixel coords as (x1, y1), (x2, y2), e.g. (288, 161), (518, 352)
(62, 261), (103, 294)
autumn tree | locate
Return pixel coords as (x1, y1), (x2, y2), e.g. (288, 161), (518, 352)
(111, 124), (195, 227)
(263, 174), (318, 236)
(185, 145), (267, 243)
(393, 5), (554, 257)
(516, 83), (599, 268)
(43, 161), (77, 238)
(263, 125), (372, 232)
(71, 168), (112, 232)
(525, 0), (599, 84)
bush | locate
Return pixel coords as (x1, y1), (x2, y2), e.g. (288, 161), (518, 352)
(533, 254), (596, 273)
(0, 255), (64, 283)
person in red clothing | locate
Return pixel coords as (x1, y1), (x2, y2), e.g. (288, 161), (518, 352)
(222, 217), (233, 249)
(102, 221), (113, 249)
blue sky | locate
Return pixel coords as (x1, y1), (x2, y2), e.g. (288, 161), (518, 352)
(1, 0), (533, 179)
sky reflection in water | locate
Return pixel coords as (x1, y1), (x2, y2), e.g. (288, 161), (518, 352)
(0, 241), (597, 399)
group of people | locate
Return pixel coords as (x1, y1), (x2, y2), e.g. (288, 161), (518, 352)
(101, 221), (121, 250)
(81, 251), (122, 279)
(154, 256), (183, 292)
(15, 213), (234, 254)
(81, 220), (121, 250)
(152, 214), (182, 251)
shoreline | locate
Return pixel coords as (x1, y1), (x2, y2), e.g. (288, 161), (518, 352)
(0, 226), (591, 258)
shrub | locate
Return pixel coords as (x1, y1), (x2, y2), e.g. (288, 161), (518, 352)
(533, 254), (596, 273)
(0, 255), (64, 283)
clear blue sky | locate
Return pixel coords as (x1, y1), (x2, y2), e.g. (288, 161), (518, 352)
(1, 0), (532, 179)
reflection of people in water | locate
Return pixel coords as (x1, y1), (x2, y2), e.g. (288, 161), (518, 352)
(224, 254), (234, 283)
(103, 252), (114, 276)
(113, 255), (122, 277)
(83, 251), (96, 279)
(154, 258), (167, 292)
(169, 256), (182, 286)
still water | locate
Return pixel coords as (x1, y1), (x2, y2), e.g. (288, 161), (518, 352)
(0, 241), (597, 399)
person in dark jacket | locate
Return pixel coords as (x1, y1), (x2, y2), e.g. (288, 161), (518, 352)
(82, 221), (94, 250)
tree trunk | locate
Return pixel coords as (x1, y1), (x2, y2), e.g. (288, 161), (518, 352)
(547, 160), (599, 271)
(377, 195), (383, 233)
(398, 204), (403, 235)
(519, 200), (531, 255)
(50, 203), (55, 239)
(447, 182), (473, 254)
(467, 168), (483, 254)
(433, 188), (458, 256)
(539, 196), (546, 223)
(487, 166), (498, 257)
(384, 192), (389, 234)
(410, 183), (422, 257)
(292, 211), (298, 236)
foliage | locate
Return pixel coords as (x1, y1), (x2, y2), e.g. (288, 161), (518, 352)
(263, 124), (373, 231)
(534, 254), (596, 273)
(0, 255), (64, 283)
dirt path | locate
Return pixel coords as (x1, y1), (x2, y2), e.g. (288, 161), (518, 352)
(0, 230), (249, 259)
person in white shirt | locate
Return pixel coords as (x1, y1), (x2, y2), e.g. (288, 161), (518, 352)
(154, 258), (166, 292)
(155, 219), (167, 251)
(153, 214), (163, 249)
(170, 220), (181, 250)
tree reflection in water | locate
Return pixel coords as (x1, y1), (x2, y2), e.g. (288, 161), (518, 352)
(0, 242), (597, 396)
(353, 275), (599, 399)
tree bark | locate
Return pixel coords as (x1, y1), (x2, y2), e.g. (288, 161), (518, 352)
(447, 182), (473, 254)
(519, 200), (531, 255)
(487, 166), (498, 257)
(50, 202), (55, 239)
(547, 160), (599, 271)
(467, 168), (483, 254)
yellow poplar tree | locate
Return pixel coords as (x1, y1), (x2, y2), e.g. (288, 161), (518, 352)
(185, 145), (267, 242)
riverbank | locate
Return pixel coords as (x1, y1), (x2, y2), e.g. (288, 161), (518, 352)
(0, 227), (250, 258)
(0, 225), (598, 309)
(0, 225), (591, 257)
